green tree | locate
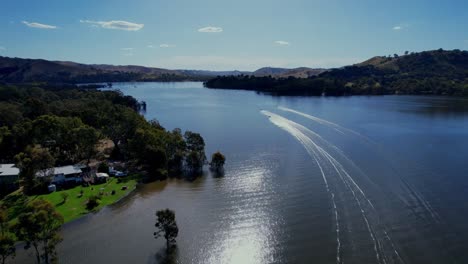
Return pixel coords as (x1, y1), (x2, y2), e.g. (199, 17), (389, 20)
(184, 131), (206, 174)
(31, 115), (88, 164)
(210, 151), (226, 172)
(101, 106), (146, 158)
(128, 128), (168, 179)
(71, 125), (100, 164)
(86, 195), (100, 210)
(0, 207), (15, 264)
(15, 146), (55, 195)
(0, 127), (9, 146)
(144, 146), (168, 179)
(14, 199), (64, 264)
(166, 128), (186, 175)
(0, 103), (23, 127)
(154, 209), (178, 249)
(97, 162), (109, 174)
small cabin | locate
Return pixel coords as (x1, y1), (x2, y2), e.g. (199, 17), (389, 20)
(0, 164), (20, 184)
(37, 165), (83, 185)
(0, 164), (20, 193)
(95, 172), (109, 183)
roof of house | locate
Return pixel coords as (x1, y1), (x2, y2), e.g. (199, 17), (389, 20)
(54, 165), (82, 175)
(96, 173), (109, 178)
(37, 165), (82, 177)
(0, 164), (20, 177)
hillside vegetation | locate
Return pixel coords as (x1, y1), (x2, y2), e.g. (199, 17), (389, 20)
(0, 83), (208, 196)
(205, 49), (468, 96)
(0, 57), (202, 83)
(253, 67), (326, 78)
(0, 56), (327, 83)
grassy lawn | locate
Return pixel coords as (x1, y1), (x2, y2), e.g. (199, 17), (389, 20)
(34, 177), (137, 223)
(1, 176), (138, 229)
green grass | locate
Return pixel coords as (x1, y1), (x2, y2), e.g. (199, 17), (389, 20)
(34, 177), (137, 223)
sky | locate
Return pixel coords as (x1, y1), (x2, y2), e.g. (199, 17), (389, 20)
(1, 0), (467, 71)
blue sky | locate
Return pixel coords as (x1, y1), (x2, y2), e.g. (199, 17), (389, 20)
(1, 0), (467, 70)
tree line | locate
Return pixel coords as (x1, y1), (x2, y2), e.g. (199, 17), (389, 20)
(0, 83), (210, 195)
(0, 82), (227, 263)
(204, 49), (468, 96)
(0, 198), (182, 263)
(0, 198), (63, 264)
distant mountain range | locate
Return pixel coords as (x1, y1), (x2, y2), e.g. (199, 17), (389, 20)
(0, 57), (192, 83)
(0, 56), (325, 83)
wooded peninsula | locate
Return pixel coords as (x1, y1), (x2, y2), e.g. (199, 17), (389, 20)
(0, 83), (217, 263)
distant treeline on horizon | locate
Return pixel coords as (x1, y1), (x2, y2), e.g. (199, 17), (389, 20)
(204, 49), (468, 96)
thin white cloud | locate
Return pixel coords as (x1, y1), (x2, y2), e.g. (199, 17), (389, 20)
(147, 44), (175, 48)
(121, 48), (134, 51)
(159, 44), (175, 48)
(22, 21), (57, 29)
(80, 20), (144, 31)
(0, 46), (5, 51)
(393, 23), (409, 31)
(198, 26), (223, 33)
(274, 40), (290, 46)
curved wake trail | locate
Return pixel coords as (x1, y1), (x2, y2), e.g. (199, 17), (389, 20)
(278, 106), (365, 139)
(279, 106), (440, 227)
(261, 110), (405, 264)
(312, 152), (342, 264)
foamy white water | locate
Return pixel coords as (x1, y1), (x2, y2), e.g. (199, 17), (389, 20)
(262, 110), (405, 264)
(278, 106), (364, 138)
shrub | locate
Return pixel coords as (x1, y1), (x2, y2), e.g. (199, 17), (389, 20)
(86, 195), (100, 210)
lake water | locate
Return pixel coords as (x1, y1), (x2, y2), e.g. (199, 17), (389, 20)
(14, 82), (468, 264)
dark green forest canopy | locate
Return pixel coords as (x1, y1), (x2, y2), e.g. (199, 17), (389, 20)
(0, 84), (205, 180)
(0, 56), (209, 83)
(204, 49), (468, 96)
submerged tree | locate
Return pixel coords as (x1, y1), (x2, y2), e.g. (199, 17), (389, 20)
(0, 207), (15, 264)
(184, 131), (206, 175)
(210, 151), (226, 173)
(14, 199), (64, 264)
(154, 209), (179, 250)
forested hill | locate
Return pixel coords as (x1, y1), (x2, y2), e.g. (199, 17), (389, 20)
(0, 56), (327, 84)
(0, 56), (204, 83)
(204, 49), (468, 96)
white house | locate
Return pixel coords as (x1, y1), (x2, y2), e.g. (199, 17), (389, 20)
(37, 165), (83, 185)
(0, 164), (20, 184)
(95, 172), (109, 183)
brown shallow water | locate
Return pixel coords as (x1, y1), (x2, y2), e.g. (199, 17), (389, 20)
(14, 82), (468, 263)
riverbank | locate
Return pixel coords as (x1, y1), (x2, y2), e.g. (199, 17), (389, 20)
(3, 177), (137, 224)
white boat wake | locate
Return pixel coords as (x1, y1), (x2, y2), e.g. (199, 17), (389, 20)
(278, 106), (366, 139)
(261, 110), (406, 264)
(278, 106), (441, 225)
